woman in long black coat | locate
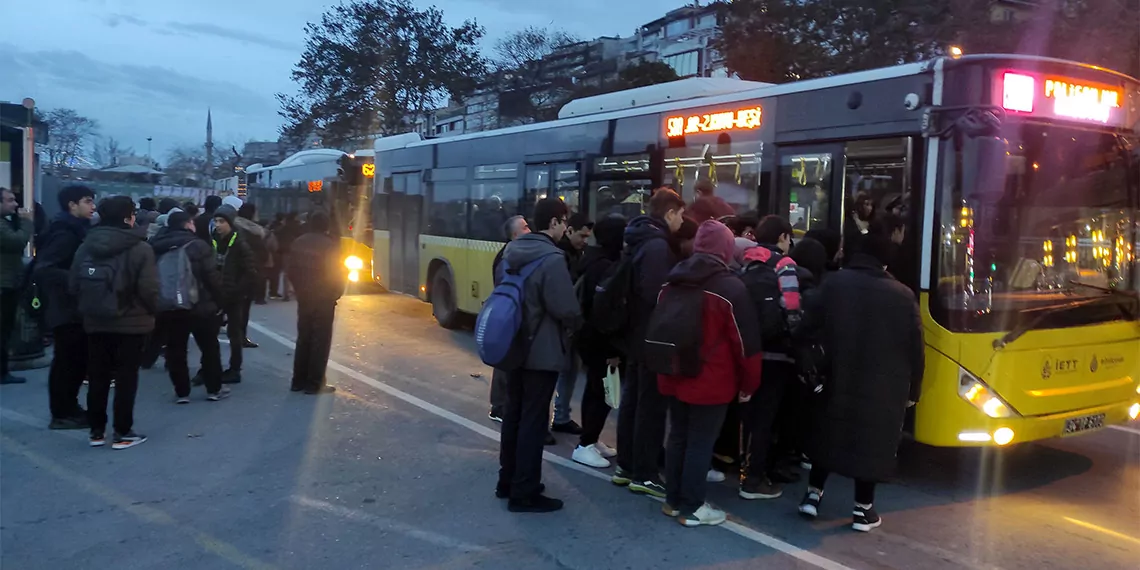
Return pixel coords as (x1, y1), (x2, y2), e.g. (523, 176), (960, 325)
(796, 231), (924, 532)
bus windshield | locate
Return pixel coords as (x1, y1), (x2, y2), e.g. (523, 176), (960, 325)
(935, 123), (1139, 333)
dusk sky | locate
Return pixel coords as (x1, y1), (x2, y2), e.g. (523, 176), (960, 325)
(1, 0), (688, 162)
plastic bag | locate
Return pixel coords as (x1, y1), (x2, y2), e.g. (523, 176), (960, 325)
(603, 366), (621, 409)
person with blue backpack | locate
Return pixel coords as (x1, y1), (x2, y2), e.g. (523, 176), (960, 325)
(478, 197), (582, 513)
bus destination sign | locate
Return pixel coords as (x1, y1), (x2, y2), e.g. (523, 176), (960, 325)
(666, 106), (763, 138)
(1000, 71), (1124, 126)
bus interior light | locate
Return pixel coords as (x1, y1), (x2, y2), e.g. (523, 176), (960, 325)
(958, 368), (1017, 418)
(1002, 73), (1036, 113)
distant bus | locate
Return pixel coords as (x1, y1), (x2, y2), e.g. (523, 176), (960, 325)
(245, 148), (375, 282)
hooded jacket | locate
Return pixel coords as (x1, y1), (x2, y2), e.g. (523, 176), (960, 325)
(33, 212), (90, 329)
(623, 215), (678, 361)
(287, 228), (347, 304)
(212, 227), (258, 303)
(70, 224), (159, 334)
(499, 232), (582, 372)
(149, 226), (224, 317)
(655, 253), (763, 405)
(234, 216), (271, 268)
(0, 214), (32, 289)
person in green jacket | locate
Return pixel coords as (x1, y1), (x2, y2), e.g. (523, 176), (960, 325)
(0, 187), (33, 384)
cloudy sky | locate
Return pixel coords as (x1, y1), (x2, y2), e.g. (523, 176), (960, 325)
(1, 0), (686, 162)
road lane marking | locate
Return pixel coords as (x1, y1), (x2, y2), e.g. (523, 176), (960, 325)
(1109, 425), (1140, 436)
(249, 322), (857, 570)
(1063, 516), (1140, 547)
(289, 496), (488, 552)
(0, 434), (277, 570)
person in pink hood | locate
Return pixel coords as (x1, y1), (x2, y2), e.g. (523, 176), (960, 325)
(686, 180), (735, 223)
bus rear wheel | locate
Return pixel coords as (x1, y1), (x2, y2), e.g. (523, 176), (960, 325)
(431, 270), (461, 330)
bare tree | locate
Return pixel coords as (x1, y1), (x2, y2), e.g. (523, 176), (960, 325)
(43, 108), (99, 170)
(492, 26), (580, 71)
(91, 136), (134, 168)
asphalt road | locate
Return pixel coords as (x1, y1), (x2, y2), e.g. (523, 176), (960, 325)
(2, 291), (1138, 570)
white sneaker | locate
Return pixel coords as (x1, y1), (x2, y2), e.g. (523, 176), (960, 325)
(679, 503), (726, 527)
(593, 441), (617, 458)
(572, 444), (611, 468)
(706, 469), (726, 483)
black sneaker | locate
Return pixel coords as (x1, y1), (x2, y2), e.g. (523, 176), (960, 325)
(175, 396), (191, 405)
(222, 369), (242, 384)
(628, 479), (667, 498)
(488, 409), (503, 423)
(610, 466), (632, 486)
(551, 420), (582, 435)
(739, 477), (783, 500)
(1, 373), (27, 384)
(852, 504), (881, 532)
(206, 387), (231, 401)
(49, 416), (89, 430)
(89, 432), (106, 447)
(191, 371), (205, 387)
(507, 494), (563, 513)
(799, 489), (823, 518)
(112, 431), (147, 450)
(495, 483), (544, 499)
(242, 339), (259, 348)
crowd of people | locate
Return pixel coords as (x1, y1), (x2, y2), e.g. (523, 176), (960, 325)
(0, 185), (347, 450)
(485, 185), (924, 533)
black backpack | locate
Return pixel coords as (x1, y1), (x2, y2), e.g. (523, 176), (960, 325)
(643, 284), (705, 378)
(75, 252), (132, 319)
(590, 254), (635, 336)
(739, 257), (790, 347)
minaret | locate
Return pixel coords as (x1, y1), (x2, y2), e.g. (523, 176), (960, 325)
(204, 108), (214, 172)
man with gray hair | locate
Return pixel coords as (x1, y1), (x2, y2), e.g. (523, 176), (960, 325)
(488, 214), (529, 423)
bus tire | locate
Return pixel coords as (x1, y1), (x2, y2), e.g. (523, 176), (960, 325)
(431, 270), (461, 329)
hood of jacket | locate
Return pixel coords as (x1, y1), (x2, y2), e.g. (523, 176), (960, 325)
(624, 215), (671, 250)
(741, 244), (788, 265)
(46, 211), (90, 241)
(233, 216), (266, 238)
(85, 225), (147, 258)
(150, 226), (198, 254)
(666, 253), (731, 287)
(503, 232), (564, 271)
(579, 244), (618, 280)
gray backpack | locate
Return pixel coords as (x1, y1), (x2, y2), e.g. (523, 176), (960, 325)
(156, 244), (199, 311)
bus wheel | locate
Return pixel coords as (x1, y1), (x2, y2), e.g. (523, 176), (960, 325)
(431, 270), (461, 329)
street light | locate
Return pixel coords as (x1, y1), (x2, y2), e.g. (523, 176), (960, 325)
(147, 137), (153, 159)
(949, 46), (964, 59)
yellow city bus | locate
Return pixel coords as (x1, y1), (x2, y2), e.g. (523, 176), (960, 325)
(369, 54), (1140, 447)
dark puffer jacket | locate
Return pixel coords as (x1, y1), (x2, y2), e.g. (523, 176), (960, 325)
(623, 215), (678, 361)
(33, 213), (90, 329)
(286, 230), (347, 304)
(150, 227), (224, 317)
(70, 225), (159, 334)
(212, 230), (258, 304)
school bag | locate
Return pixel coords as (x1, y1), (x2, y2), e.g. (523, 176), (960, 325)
(643, 283), (705, 378)
(739, 255), (792, 348)
(156, 243), (200, 312)
(474, 252), (559, 370)
(75, 252), (131, 319)
(589, 253), (635, 336)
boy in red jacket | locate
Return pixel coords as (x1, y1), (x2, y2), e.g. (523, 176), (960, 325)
(656, 220), (763, 527)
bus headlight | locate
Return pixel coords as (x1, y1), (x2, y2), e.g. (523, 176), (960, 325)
(345, 255), (364, 271)
(1129, 402), (1140, 420)
(958, 368), (1017, 419)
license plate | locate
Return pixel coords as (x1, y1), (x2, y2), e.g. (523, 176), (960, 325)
(1063, 413), (1106, 435)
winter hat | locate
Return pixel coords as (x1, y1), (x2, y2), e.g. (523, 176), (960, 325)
(593, 215), (627, 255)
(158, 197), (179, 214)
(166, 210), (192, 230)
(791, 237), (828, 280)
(213, 204), (237, 226)
(221, 195), (243, 210)
(733, 236), (757, 267)
(693, 220), (734, 265)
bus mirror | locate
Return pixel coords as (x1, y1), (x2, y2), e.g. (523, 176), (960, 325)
(963, 136), (1009, 197)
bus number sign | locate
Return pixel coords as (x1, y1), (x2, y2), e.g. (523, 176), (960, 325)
(665, 106), (763, 138)
(1000, 71), (1123, 126)
(308, 180), (323, 193)
(361, 163), (375, 178)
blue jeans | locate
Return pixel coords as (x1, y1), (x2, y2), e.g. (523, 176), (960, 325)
(552, 354), (580, 425)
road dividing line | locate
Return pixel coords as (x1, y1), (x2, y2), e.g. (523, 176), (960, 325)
(249, 321), (858, 570)
(290, 496), (488, 552)
(1063, 516), (1140, 547)
(1109, 425), (1140, 436)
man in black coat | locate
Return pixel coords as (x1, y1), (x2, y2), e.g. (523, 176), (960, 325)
(194, 195), (222, 242)
(796, 227), (924, 533)
(286, 211), (347, 395)
(151, 211), (227, 402)
(210, 205), (259, 384)
(33, 185), (96, 428)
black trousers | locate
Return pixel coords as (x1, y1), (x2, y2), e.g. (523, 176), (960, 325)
(713, 401), (741, 465)
(489, 368), (509, 413)
(498, 368), (558, 500)
(578, 357), (611, 447)
(292, 300), (336, 391)
(167, 312), (223, 396)
(616, 358), (668, 481)
(48, 323), (87, 419)
(224, 301), (248, 371)
(809, 467), (877, 505)
(87, 333), (145, 435)
(665, 399), (727, 515)
(743, 360), (796, 484)
(0, 287), (20, 376)
(141, 314), (169, 368)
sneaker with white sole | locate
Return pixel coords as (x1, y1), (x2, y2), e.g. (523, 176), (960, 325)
(610, 466), (632, 486)
(706, 469), (726, 483)
(852, 503), (882, 532)
(207, 387), (232, 401)
(593, 441), (617, 458)
(679, 503), (726, 527)
(572, 444), (611, 468)
(175, 396), (191, 405)
(662, 503), (680, 517)
(89, 432), (106, 447)
(799, 488), (823, 518)
(739, 477), (783, 500)
(628, 479), (667, 498)
(111, 431), (147, 450)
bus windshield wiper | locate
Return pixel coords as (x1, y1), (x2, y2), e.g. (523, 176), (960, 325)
(993, 291), (1136, 350)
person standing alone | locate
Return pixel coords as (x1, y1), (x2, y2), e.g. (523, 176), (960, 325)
(210, 204), (258, 384)
(286, 211), (346, 395)
(0, 187), (33, 385)
(71, 196), (159, 450)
